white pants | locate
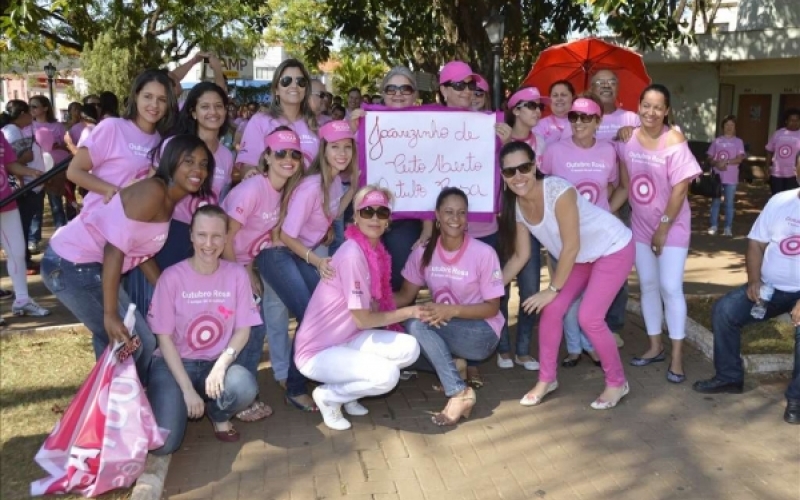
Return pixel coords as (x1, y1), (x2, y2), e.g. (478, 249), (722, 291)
(0, 209), (29, 303)
(635, 242), (688, 340)
(299, 330), (420, 404)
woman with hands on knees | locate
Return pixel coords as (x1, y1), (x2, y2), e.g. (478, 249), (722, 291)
(42, 135), (213, 380)
(395, 188), (505, 426)
(294, 186), (421, 431)
(499, 141), (634, 409)
(147, 205), (261, 452)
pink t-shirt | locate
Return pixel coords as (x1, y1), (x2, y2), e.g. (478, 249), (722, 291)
(596, 109), (640, 143)
(221, 175), (281, 265)
(33, 122), (69, 164)
(81, 118), (160, 215)
(294, 240), (374, 369)
(620, 130), (702, 248)
(534, 115), (572, 145)
(77, 123), (95, 147)
(171, 143), (234, 224)
(540, 139), (618, 211)
(402, 237), (506, 336)
(148, 260), (262, 360)
(765, 128), (800, 178)
(237, 113), (319, 167)
(0, 135), (18, 212)
(281, 174), (342, 248)
(68, 123), (86, 147)
(33, 127), (54, 155)
(49, 193), (169, 272)
(707, 136), (745, 185)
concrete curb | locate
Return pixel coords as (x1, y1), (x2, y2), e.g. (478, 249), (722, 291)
(626, 299), (793, 374)
(130, 454), (171, 500)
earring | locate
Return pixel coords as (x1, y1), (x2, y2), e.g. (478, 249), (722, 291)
(435, 220), (440, 229)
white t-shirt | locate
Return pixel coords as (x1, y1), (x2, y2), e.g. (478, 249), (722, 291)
(747, 188), (800, 293)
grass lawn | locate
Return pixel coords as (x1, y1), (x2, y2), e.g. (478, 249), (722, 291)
(0, 331), (131, 500)
(686, 296), (796, 355)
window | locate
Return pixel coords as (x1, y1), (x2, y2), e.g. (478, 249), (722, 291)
(255, 67), (276, 80)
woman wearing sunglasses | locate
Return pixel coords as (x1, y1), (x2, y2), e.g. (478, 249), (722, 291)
(221, 127), (313, 416)
(294, 186), (421, 431)
(396, 187), (505, 426)
(236, 59), (319, 179)
(471, 76), (491, 111)
(540, 95), (629, 367)
(259, 121), (360, 410)
(499, 141), (634, 409)
(534, 80), (575, 146)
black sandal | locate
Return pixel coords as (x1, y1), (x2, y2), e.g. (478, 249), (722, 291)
(562, 354), (581, 368)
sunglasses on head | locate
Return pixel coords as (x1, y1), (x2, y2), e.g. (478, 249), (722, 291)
(567, 112), (598, 123)
(279, 76), (308, 88)
(501, 161), (535, 178)
(359, 206), (391, 220)
(444, 80), (477, 92)
(516, 101), (544, 111)
(384, 84), (415, 96)
(274, 149), (302, 160)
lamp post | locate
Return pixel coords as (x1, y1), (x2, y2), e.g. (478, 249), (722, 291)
(43, 62), (57, 108)
(483, 9), (506, 111)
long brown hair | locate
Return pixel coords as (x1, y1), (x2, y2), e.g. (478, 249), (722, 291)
(420, 187), (469, 271)
(266, 126), (306, 239)
(267, 59), (318, 133)
(497, 141), (539, 263)
(306, 137), (356, 219)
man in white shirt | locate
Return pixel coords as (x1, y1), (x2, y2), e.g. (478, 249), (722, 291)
(693, 155), (800, 424)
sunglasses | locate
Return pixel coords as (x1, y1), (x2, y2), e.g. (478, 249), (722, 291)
(29, 105), (40, 109)
(567, 112), (598, 123)
(274, 149), (302, 160)
(279, 76), (308, 88)
(384, 84), (415, 96)
(358, 206), (391, 220)
(501, 161), (535, 178)
(516, 101), (545, 111)
(473, 90), (486, 98)
(444, 80), (477, 92)
(311, 91), (331, 99)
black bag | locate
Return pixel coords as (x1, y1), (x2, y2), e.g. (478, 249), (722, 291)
(690, 170), (722, 198)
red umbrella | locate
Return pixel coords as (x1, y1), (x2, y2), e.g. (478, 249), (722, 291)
(521, 37), (651, 112)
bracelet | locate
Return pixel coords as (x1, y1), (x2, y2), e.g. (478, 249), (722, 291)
(305, 248), (312, 264)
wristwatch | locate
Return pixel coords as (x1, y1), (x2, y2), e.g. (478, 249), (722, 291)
(548, 284), (560, 293)
(224, 347), (236, 358)
(660, 215), (671, 224)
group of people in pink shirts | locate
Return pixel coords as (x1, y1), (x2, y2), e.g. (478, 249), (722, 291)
(8, 52), (800, 453)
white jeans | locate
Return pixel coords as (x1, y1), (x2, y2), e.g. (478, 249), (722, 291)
(299, 330), (420, 404)
(0, 209), (29, 303)
(635, 242), (688, 340)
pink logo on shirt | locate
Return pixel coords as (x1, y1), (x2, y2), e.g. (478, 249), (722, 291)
(189, 192), (219, 215)
(630, 173), (656, 204)
(716, 151), (729, 161)
(129, 255), (154, 268)
(187, 314), (225, 350)
(217, 305), (234, 320)
(779, 236), (800, 256)
(575, 181), (601, 204)
(433, 288), (458, 305)
(778, 145), (793, 159)
(248, 232), (272, 258)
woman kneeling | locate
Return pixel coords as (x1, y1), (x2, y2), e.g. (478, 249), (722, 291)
(147, 205), (263, 453)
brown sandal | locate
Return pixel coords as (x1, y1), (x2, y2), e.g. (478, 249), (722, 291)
(235, 400), (273, 422)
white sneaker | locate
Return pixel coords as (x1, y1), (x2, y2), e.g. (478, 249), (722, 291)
(12, 299), (50, 317)
(707, 227), (717, 236)
(312, 387), (351, 431)
(496, 355), (514, 369)
(514, 356), (540, 371)
(722, 228), (733, 237)
(343, 401), (369, 416)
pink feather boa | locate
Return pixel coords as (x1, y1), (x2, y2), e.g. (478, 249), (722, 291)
(344, 225), (403, 332)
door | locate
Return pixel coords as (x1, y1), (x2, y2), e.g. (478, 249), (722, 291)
(736, 94), (771, 156)
(778, 93), (800, 127)
(716, 84), (735, 137)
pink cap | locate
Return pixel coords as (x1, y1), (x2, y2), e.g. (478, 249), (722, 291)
(570, 98), (602, 116)
(319, 120), (355, 143)
(439, 61), (476, 85)
(356, 189), (391, 210)
(508, 87), (550, 108)
(264, 129), (301, 152)
(474, 75), (490, 92)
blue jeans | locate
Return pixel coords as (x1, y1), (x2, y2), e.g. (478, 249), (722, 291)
(32, 192), (67, 242)
(383, 219), (422, 292)
(40, 247), (156, 382)
(16, 189), (44, 264)
(329, 217), (345, 256)
(709, 183), (736, 230)
(711, 285), (800, 401)
(497, 232), (541, 356)
(125, 219), (192, 315)
(406, 318), (499, 396)
(148, 357), (257, 455)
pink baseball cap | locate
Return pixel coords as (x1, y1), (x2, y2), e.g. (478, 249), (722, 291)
(570, 98), (602, 116)
(264, 129), (301, 151)
(356, 189), (391, 210)
(439, 61), (477, 85)
(319, 120), (355, 143)
(508, 87), (550, 108)
(474, 75), (490, 92)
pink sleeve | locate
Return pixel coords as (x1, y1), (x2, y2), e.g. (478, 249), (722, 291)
(706, 140), (717, 158)
(1, 135), (15, 163)
(539, 147), (554, 175)
(478, 248), (505, 300)
(736, 138), (746, 156)
(233, 267), (264, 329)
(222, 180), (257, 225)
(281, 182), (316, 239)
(400, 247), (425, 286)
(83, 119), (117, 169)
(337, 251), (372, 310)
(147, 271), (177, 336)
(237, 114), (271, 167)
(765, 131), (777, 152)
(667, 142), (702, 187)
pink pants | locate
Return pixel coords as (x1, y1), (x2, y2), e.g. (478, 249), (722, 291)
(538, 239), (635, 388)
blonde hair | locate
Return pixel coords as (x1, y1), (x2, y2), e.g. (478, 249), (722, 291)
(352, 185), (395, 218)
(306, 137), (357, 218)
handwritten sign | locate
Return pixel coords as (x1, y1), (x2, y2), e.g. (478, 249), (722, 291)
(359, 107), (498, 220)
